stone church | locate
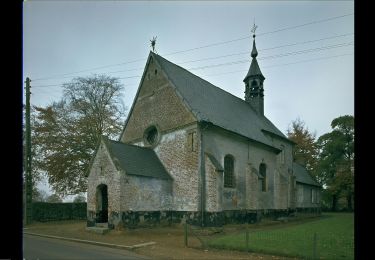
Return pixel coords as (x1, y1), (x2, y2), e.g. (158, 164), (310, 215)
(87, 34), (321, 229)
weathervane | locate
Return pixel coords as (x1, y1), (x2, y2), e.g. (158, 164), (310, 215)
(150, 36), (157, 53)
(251, 20), (258, 38)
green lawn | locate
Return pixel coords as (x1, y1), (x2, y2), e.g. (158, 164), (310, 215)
(208, 213), (354, 259)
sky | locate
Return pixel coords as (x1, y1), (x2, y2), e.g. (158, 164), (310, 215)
(23, 1), (354, 198)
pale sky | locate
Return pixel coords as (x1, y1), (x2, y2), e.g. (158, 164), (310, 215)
(23, 1), (354, 197)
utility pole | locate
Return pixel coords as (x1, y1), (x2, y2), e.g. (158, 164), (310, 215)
(25, 77), (32, 224)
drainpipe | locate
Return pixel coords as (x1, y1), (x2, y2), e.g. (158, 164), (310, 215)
(199, 122), (207, 227)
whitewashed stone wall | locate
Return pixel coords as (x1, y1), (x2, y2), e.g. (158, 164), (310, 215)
(87, 141), (121, 213)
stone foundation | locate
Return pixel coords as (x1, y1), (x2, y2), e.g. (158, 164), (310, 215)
(87, 209), (317, 229)
(295, 207), (322, 214)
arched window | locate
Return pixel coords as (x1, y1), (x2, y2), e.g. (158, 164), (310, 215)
(224, 155), (235, 188)
(259, 163), (267, 192)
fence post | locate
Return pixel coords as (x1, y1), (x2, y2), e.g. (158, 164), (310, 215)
(184, 222), (188, 247)
(313, 232), (318, 259)
(245, 224), (249, 252)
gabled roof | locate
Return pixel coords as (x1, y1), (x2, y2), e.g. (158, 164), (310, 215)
(151, 52), (289, 149)
(102, 137), (172, 180)
(293, 162), (320, 187)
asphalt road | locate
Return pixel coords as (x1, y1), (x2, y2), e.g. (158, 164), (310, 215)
(23, 234), (149, 260)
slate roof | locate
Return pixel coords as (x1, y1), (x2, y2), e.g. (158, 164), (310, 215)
(152, 52), (290, 149)
(103, 137), (171, 180)
(244, 58), (265, 82)
(244, 38), (264, 81)
(293, 162), (320, 187)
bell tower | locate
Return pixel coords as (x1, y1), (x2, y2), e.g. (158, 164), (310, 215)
(243, 24), (265, 116)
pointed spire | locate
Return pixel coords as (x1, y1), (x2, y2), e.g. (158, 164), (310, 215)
(243, 23), (264, 83)
(243, 22), (265, 116)
(251, 37), (258, 58)
(251, 23), (258, 58)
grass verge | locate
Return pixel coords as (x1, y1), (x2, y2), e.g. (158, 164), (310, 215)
(208, 213), (354, 259)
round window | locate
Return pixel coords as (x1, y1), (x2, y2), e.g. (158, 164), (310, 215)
(144, 126), (159, 146)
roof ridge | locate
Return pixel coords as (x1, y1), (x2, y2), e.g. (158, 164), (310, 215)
(151, 52), (287, 147)
(153, 53), (278, 123)
(153, 53), (253, 107)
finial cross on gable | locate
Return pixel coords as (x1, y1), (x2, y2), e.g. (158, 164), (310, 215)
(150, 36), (157, 53)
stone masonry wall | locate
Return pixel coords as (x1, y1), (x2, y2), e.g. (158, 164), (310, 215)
(245, 163), (259, 209)
(204, 126), (293, 211)
(296, 183), (321, 208)
(154, 126), (200, 211)
(118, 55), (200, 212)
(121, 56), (196, 143)
(131, 124), (200, 212)
(263, 132), (294, 209)
(205, 154), (223, 212)
(120, 175), (172, 211)
(87, 141), (122, 226)
(87, 142), (121, 212)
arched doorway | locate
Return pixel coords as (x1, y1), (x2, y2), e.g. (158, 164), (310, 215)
(96, 184), (108, 223)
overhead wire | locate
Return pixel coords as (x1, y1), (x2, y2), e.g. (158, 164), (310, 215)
(32, 39), (353, 88)
(203, 53), (353, 78)
(30, 13), (353, 82)
(187, 41), (353, 70)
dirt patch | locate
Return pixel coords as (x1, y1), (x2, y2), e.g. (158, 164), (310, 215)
(23, 216), (320, 260)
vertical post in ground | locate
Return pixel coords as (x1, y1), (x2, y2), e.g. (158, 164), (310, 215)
(25, 77), (33, 225)
(313, 232), (318, 259)
(184, 222), (188, 247)
(245, 224), (249, 252)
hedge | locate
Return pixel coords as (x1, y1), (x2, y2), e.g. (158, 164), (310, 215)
(32, 202), (87, 222)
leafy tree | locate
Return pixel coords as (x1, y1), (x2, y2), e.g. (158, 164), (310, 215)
(32, 75), (125, 197)
(316, 115), (354, 211)
(73, 194), (86, 203)
(32, 187), (48, 202)
(46, 193), (63, 203)
(23, 106), (44, 191)
(287, 118), (318, 176)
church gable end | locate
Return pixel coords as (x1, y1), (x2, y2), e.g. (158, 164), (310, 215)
(120, 54), (197, 143)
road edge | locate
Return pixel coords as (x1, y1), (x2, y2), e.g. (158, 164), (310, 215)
(23, 231), (156, 250)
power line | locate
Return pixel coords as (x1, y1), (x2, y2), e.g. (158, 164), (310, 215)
(32, 41), (353, 88)
(32, 57), (147, 82)
(176, 33), (353, 66)
(203, 53), (353, 78)
(32, 52), (353, 91)
(264, 53), (353, 68)
(30, 13), (353, 82)
(259, 41), (353, 60)
(33, 75), (141, 88)
(259, 32), (353, 52)
(257, 13), (353, 37)
(65, 32), (353, 78)
(160, 13), (353, 57)
(31, 33), (353, 87)
(188, 41), (353, 70)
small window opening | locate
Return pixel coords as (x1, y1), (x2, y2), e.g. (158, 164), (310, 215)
(259, 163), (267, 192)
(188, 131), (196, 152)
(224, 155), (235, 188)
(144, 126), (159, 146)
